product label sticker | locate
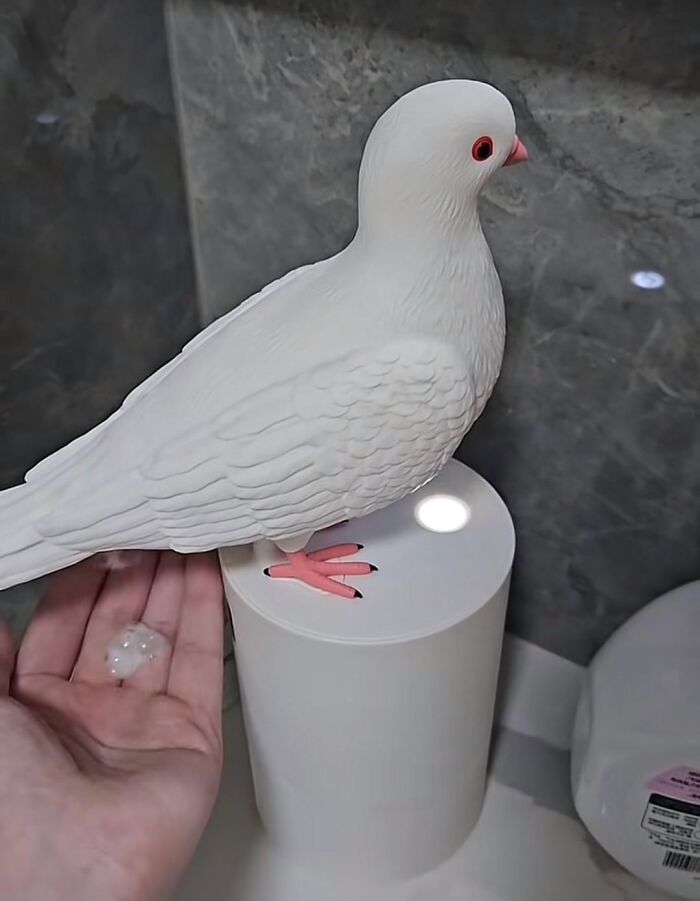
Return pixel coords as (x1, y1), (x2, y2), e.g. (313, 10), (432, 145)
(649, 767), (700, 805)
(642, 792), (700, 879)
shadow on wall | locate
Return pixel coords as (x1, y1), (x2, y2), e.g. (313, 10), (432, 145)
(0, 0), (198, 489)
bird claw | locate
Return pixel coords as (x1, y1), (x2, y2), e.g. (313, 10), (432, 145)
(264, 544), (377, 600)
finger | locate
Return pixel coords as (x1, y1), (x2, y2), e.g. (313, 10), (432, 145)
(15, 561), (105, 679)
(167, 553), (224, 726)
(123, 552), (185, 694)
(72, 552), (158, 686)
(0, 621), (15, 695)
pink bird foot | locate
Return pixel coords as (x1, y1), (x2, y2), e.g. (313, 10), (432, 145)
(264, 544), (377, 600)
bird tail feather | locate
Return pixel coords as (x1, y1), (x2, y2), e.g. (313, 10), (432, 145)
(0, 483), (88, 591)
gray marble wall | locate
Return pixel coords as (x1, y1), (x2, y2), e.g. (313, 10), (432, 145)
(167, 0), (699, 664)
(0, 1), (198, 632)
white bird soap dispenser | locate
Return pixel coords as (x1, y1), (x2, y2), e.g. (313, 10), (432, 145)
(0, 80), (527, 595)
(572, 581), (700, 899)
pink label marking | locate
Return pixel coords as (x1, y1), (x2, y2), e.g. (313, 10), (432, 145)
(649, 767), (700, 804)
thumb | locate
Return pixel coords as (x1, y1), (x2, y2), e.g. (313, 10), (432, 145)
(0, 621), (15, 696)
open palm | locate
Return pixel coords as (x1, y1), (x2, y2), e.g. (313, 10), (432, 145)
(0, 551), (224, 901)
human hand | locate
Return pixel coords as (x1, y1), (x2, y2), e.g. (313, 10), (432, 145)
(0, 551), (224, 901)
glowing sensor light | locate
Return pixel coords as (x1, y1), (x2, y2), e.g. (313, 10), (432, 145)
(414, 495), (471, 533)
(631, 270), (665, 290)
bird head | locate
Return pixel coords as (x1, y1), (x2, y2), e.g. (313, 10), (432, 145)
(357, 80), (527, 242)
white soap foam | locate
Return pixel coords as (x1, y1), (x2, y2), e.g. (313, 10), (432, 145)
(105, 622), (171, 679)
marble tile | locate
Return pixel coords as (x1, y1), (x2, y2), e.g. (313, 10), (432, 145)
(182, 0), (695, 92)
(166, 0), (700, 664)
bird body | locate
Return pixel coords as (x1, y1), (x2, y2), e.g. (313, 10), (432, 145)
(0, 80), (526, 591)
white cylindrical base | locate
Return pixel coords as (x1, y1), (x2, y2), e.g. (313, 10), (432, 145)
(220, 459), (515, 881)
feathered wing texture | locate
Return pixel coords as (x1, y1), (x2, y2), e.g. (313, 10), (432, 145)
(0, 263), (323, 590)
(23, 261), (316, 489)
(0, 483), (88, 589)
(9, 339), (475, 575)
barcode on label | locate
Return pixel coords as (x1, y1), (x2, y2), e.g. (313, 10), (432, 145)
(662, 851), (700, 872)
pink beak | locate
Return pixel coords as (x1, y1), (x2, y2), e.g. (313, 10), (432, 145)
(504, 135), (528, 166)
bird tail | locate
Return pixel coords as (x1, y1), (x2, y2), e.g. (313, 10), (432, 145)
(0, 483), (88, 591)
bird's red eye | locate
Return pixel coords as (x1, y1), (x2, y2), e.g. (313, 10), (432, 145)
(471, 136), (494, 162)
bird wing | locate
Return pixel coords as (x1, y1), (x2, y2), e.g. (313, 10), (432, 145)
(37, 338), (475, 553)
(24, 261), (316, 488)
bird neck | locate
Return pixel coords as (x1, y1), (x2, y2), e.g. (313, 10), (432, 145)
(355, 191), (485, 260)
(347, 197), (501, 344)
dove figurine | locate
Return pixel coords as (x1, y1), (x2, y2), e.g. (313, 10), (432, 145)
(0, 79), (527, 599)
